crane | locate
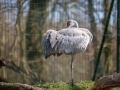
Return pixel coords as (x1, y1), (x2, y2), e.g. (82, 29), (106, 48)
(42, 20), (93, 86)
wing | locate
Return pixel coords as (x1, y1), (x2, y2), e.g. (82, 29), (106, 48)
(42, 29), (62, 58)
(58, 28), (93, 43)
(42, 30), (57, 58)
(56, 28), (93, 54)
(78, 28), (93, 43)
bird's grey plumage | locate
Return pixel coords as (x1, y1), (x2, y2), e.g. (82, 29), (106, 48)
(42, 28), (92, 59)
(42, 20), (93, 86)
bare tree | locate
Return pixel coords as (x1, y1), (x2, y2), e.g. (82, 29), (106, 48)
(16, 0), (30, 83)
(87, 0), (98, 77)
(102, 0), (113, 75)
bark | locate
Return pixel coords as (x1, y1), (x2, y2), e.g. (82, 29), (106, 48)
(26, 0), (49, 59)
(102, 0), (113, 75)
(87, 0), (98, 77)
(25, 0), (49, 82)
(91, 73), (120, 90)
(0, 82), (46, 90)
(17, 0), (30, 83)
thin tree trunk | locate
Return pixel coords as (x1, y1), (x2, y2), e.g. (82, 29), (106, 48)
(0, 1), (7, 80)
(102, 0), (113, 75)
(88, 0), (98, 77)
(17, 0), (30, 83)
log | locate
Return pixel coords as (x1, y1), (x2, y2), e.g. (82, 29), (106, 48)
(91, 73), (120, 90)
(0, 82), (46, 90)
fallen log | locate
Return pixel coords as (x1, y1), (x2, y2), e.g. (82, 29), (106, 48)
(0, 82), (46, 90)
(91, 73), (120, 90)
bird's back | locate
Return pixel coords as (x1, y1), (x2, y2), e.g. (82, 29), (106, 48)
(57, 28), (92, 53)
(42, 28), (93, 58)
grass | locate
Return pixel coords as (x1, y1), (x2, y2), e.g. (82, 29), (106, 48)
(35, 80), (94, 90)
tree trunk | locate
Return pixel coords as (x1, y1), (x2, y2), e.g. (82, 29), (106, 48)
(16, 0), (31, 83)
(25, 0), (49, 82)
(87, 0), (98, 77)
(102, 0), (113, 75)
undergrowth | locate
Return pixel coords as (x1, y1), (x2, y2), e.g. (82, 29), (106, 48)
(35, 80), (94, 90)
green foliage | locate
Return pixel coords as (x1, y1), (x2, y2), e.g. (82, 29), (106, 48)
(35, 80), (94, 90)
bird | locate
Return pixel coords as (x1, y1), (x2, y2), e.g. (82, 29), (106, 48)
(42, 20), (93, 86)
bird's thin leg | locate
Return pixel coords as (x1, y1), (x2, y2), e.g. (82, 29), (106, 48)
(70, 54), (75, 86)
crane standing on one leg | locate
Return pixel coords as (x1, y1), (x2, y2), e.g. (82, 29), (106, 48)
(42, 20), (93, 86)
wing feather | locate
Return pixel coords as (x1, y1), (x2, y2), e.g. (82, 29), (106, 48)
(42, 30), (62, 58)
(56, 28), (92, 54)
(42, 33), (52, 58)
(50, 32), (57, 48)
(42, 30), (57, 58)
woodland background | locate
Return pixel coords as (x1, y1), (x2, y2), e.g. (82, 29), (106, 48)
(0, 0), (117, 84)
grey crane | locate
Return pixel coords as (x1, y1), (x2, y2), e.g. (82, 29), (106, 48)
(42, 20), (93, 86)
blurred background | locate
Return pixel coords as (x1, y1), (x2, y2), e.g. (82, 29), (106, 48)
(0, 0), (117, 84)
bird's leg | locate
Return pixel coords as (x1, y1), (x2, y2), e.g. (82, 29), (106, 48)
(70, 54), (75, 86)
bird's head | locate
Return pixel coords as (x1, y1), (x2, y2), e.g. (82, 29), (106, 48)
(67, 20), (79, 28)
